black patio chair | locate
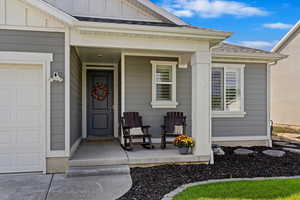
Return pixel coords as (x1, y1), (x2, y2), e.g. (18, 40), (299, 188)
(161, 112), (187, 149)
(121, 112), (154, 151)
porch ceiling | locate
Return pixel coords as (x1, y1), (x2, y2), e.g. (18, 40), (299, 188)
(76, 47), (122, 63)
(75, 46), (192, 64)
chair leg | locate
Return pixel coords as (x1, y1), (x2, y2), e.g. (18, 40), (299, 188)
(127, 137), (133, 151)
(148, 135), (154, 149)
(123, 138), (132, 151)
(142, 136), (154, 149)
(161, 135), (166, 149)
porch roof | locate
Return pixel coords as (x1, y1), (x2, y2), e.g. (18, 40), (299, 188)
(74, 16), (232, 40)
(212, 43), (287, 63)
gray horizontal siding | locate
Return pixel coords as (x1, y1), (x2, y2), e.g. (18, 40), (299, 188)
(70, 47), (82, 148)
(125, 56), (192, 138)
(0, 29), (65, 150)
(212, 63), (268, 138)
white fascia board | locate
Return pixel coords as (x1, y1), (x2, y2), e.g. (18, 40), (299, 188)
(22, 0), (78, 25)
(135, 0), (187, 25)
(76, 22), (231, 41)
(212, 53), (287, 63)
(272, 20), (300, 52)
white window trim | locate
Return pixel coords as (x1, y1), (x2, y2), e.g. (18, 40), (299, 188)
(212, 63), (246, 118)
(151, 61), (178, 108)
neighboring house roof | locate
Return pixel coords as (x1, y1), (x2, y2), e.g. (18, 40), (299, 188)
(212, 43), (287, 62)
(272, 20), (300, 52)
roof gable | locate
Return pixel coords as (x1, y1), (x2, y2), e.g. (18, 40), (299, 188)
(42, 0), (186, 25)
(272, 20), (300, 52)
(0, 0), (76, 28)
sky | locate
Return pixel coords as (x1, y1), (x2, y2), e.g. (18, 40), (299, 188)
(152, 0), (299, 50)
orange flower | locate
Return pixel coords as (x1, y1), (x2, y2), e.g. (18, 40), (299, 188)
(174, 135), (195, 148)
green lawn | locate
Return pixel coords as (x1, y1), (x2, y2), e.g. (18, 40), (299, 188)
(273, 126), (300, 134)
(174, 179), (300, 200)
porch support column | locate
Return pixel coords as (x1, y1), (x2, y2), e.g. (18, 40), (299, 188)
(191, 49), (211, 158)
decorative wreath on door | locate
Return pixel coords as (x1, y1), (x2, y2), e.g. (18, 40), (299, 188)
(91, 82), (109, 101)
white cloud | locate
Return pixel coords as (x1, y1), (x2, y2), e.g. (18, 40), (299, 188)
(238, 41), (276, 49)
(162, 0), (268, 18)
(168, 8), (194, 17)
(263, 22), (293, 30)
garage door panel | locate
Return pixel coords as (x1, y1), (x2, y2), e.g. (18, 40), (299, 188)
(16, 153), (41, 166)
(0, 109), (11, 122)
(16, 110), (42, 127)
(0, 88), (12, 106)
(0, 64), (44, 173)
(16, 67), (42, 84)
(0, 68), (16, 83)
(0, 154), (13, 170)
(16, 129), (41, 144)
(0, 129), (15, 145)
(16, 87), (42, 106)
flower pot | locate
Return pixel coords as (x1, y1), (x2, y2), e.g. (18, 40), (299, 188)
(178, 147), (190, 155)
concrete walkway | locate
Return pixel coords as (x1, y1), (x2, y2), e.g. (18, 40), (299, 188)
(0, 172), (132, 200)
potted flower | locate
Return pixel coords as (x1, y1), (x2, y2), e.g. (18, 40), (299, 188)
(174, 135), (195, 154)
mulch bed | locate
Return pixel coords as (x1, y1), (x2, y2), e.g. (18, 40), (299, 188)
(118, 145), (300, 200)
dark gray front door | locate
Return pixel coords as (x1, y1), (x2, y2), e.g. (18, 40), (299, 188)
(87, 70), (113, 137)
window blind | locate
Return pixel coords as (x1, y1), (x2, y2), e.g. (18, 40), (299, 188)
(225, 69), (241, 111)
(212, 68), (224, 111)
(156, 65), (172, 101)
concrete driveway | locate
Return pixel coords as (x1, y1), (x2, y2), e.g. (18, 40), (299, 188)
(0, 173), (132, 200)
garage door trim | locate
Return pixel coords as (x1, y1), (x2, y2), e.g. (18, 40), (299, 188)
(0, 51), (53, 173)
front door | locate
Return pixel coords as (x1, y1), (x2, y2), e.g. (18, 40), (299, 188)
(87, 70), (113, 137)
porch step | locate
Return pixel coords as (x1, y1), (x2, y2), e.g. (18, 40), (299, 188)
(65, 165), (130, 178)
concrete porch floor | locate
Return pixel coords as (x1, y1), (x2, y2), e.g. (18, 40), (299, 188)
(69, 141), (208, 167)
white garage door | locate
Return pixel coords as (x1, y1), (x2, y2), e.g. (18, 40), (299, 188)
(0, 64), (44, 173)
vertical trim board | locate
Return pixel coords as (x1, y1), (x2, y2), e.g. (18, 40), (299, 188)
(0, 0), (6, 24)
(65, 28), (71, 156)
(267, 65), (272, 147)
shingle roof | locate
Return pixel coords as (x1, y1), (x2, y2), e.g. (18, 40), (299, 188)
(74, 16), (231, 35)
(212, 43), (287, 60)
(74, 16), (181, 27)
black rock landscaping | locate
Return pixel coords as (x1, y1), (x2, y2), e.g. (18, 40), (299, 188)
(118, 145), (300, 200)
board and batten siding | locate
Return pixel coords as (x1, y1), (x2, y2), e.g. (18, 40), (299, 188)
(70, 47), (82, 148)
(212, 63), (268, 138)
(125, 56), (192, 138)
(0, 29), (65, 150)
(43, 0), (164, 22)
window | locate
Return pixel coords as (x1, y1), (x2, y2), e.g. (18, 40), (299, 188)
(151, 61), (178, 108)
(212, 63), (245, 117)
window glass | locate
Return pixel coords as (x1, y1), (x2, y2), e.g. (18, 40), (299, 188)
(212, 67), (242, 112)
(156, 84), (172, 101)
(225, 69), (241, 111)
(156, 65), (172, 82)
(212, 68), (224, 111)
